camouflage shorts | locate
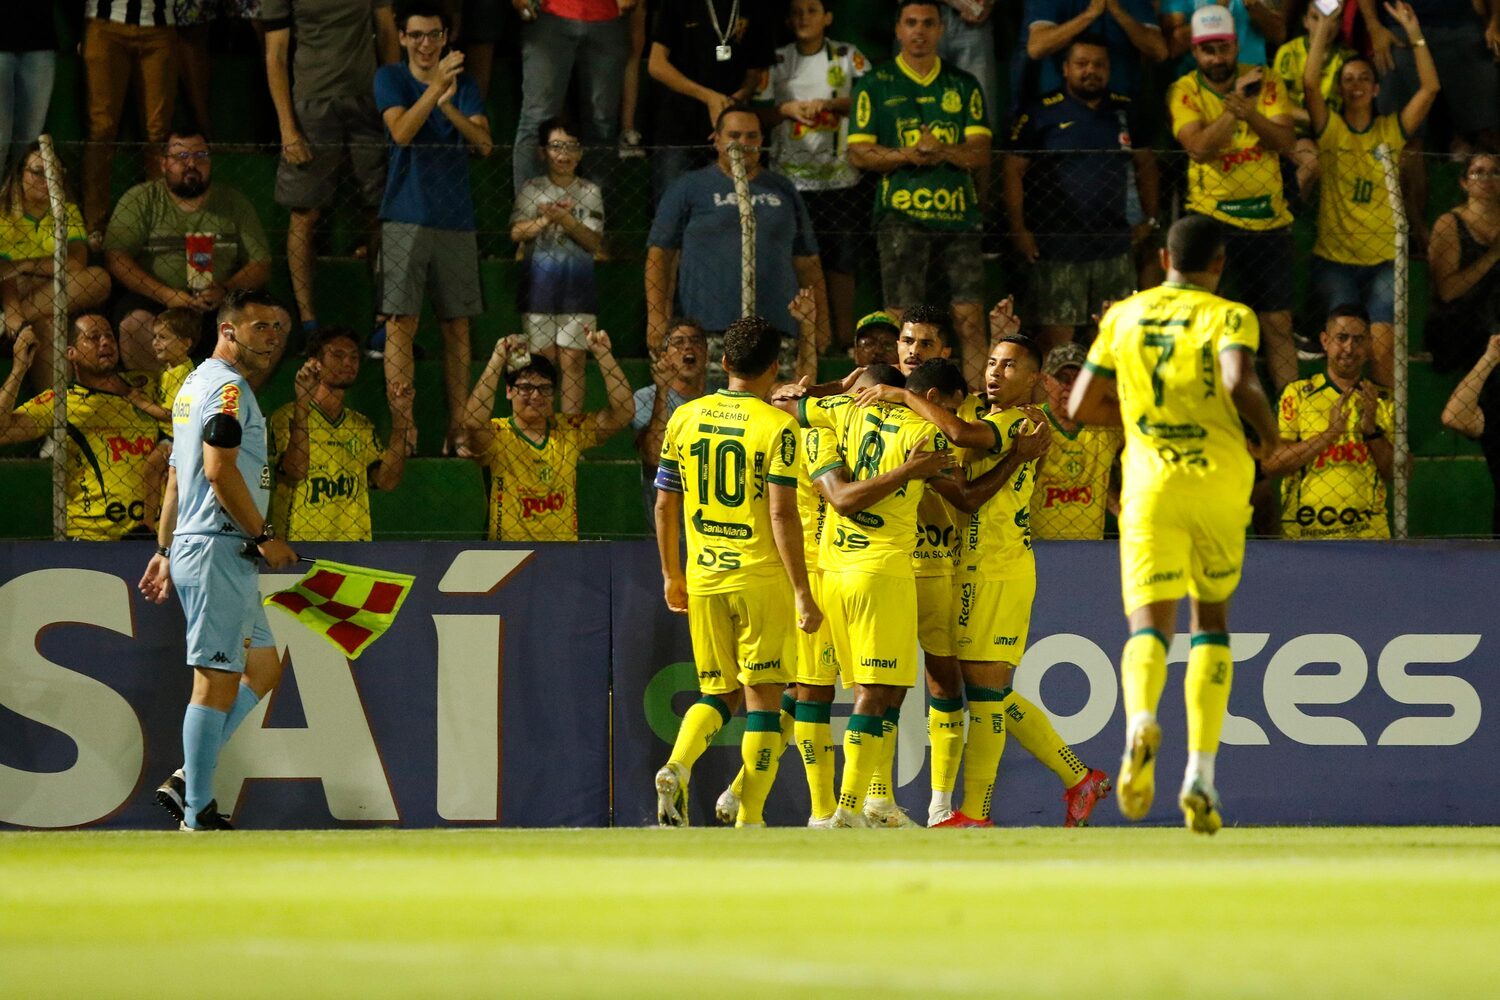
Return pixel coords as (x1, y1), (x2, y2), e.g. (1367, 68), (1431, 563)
(1025, 254), (1135, 327)
(876, 216), (984, 309)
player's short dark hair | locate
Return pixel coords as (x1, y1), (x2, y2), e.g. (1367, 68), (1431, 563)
(1326, 303), (1370, 327)
(996, 335), (1044, 370)
(537, 116), (578, 149)
(895, 0), (942, 21)
(905, 358), (966, 396)
(901, 304), (951, 346)
(154, 307), (199, 348)
(505, 352), (558, 388)
(397, 0), (450, 30)
(864, 363), (907, 388)
(309, 325), (361, 357)
(68, 311), (111, 346)
(1167, 216), (1227, 273)
(722, 316), (782, 376)
(714, 103), (759, 133)
(218, 288), (283, 329)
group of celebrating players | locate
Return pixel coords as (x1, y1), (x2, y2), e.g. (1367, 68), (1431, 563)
(651, 214), (1280, 833)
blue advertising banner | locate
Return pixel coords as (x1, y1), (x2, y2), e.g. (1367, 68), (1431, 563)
(0, 542), (611, 830)
(612, 540), (1500, 827)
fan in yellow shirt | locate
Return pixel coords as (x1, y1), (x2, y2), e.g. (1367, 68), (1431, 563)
(1069, 216), (1280, 835)
(1031, 343), (1123, 541)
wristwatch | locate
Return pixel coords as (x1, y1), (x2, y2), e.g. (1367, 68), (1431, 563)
(156, 543), (170, 557)
(251, 522), (276, 546)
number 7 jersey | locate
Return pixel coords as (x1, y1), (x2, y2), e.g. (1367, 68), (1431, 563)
(1087, 280), (1260, 501)
(655, 389), (801, 594)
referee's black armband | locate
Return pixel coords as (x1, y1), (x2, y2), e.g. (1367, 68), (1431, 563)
(203, 413), (243, 448)
(262, 16), (293, 31)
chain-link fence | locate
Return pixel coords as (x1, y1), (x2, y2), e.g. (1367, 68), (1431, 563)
(3, 134), (1496, 542)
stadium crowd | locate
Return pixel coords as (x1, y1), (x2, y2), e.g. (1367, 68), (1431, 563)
(2, 0), (1500, 543)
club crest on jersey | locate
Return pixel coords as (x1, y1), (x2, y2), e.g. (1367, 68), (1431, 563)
(219, 384), (240, 418)
(941, 89), (961, 114)
(968, 88), (983, 120)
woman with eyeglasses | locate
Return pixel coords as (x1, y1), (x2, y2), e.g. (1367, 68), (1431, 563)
(1428, 152), (1500, 374)
(0, 144), (112, 392)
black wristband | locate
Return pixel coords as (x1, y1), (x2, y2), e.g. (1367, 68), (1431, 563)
(156, 544), (170, 557)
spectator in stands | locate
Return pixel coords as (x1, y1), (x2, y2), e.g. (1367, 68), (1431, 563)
(617, 0), (648, 157)
(0, 146), (113, 393)
(0, 316), (165, 538)
(1168, 7), (1298, 391)
(462, 329), (634, 541)
(851, 310), (901, 367)
(269, 327), (413, 540)
(1, 6), (56, 175)
(1162, 0), (1284, 76)
(376, 1), (492, 455)
(939, 2), (1000, 131)
(633, 317), (709, 532)
(1005, 40), (1160, 353)
(848, 2), (992, 391)
(646, 105), (829, 368)
(755, 0), (868, 350)
(1427, 152), (1500, 374)
(1273, 0), (1354, 194)
(82, 1), (179, 242)
(1031, 342), (1123, 539)
(1359, 0), (1500, 252)
(263, 0), (399, 338)
(511, 0), (632, 193)
(174, 1), (218, 136)
(104, 130), (275, 381)
(458, 0), (502, 98)
(1022, 0), (1166, 103)
(511, 117), (604, 416)
(1264, 304), (1394, 538)
(1304, 1), (1437, 389)
(1441, 330), (1500, 536)
(646, 0), (775, 202)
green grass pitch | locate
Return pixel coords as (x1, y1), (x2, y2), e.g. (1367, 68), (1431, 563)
(4, 827), (1498, 997)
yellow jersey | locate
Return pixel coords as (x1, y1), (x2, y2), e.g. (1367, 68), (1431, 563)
(797, 426), (834, 571)
(1276, 374), (1393, 539)
(268, 401), (384, 542)
(1272, 35), (1350, 133)
(657, 389), (800, 594)
(912, 485), (959, 577)
(155, 360), (194, 437)
(1031, 402), (1124, 540)
(813, 401), (945, 578)
(1168, 66), (1296, 230)
(15, 376), (164, 540)
(0, 203), (87, 261)
(1088, 281), (1260, 502)
(957, 407), (1040, 580)
(479, 414), (599, 542)
(1312, 112), (1405, 266)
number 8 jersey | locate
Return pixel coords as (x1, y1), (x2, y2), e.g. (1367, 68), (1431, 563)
(1087, 280), (1260, 502)
(656, 389), (801, 594)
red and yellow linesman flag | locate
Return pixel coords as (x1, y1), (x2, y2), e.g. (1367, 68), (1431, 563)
(264, 560), (414, 659)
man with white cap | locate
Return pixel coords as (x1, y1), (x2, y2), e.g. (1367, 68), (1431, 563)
(1167, 5), (1298, 392)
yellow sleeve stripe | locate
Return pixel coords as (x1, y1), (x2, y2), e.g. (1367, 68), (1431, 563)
(847, 134), (877, 143)
(964, 126), (993, 138)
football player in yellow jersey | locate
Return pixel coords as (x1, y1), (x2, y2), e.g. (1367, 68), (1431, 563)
(653, 317), (822, 827)
(0, 316), (165, 539)
(1032, 343), (1124, 541)
(1264, 305), (1394, 538)
(463, 330), (634, 541)
(1069, 216), (1280, 834)
(1304, 2), (1438, 389)
(270, 329), (414, 541)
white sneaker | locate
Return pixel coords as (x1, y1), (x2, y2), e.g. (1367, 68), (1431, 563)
(714, 785), (740, 825)
(863, 797), (921, 828)
(830, 805), (869, 828)
(807, 815), (836, 828)
(618, 129), (644, 158)
(655, 763), (688, 827)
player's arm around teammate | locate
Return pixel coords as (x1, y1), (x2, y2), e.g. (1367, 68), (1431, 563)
(815, 435), (955, 514)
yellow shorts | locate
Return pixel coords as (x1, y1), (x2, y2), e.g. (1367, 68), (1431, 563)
(1118, 490), (1251, 614)
(823, 569), (919, 689)
(687, 581), (795, 695)
(915, 573), (956, 657)
(952, 574), (1036, 664)
(794, 571), (839, 686)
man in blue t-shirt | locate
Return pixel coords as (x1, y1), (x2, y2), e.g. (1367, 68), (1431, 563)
(645, 106), (829, 366)
(1006, 39), (1160, 352)
(1015, 0), (1166, 110)
(139, 289), (300, 831)
(373, 1), (492, 455)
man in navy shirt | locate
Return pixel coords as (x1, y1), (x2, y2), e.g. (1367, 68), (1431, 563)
(1015, 0), (1165, 111)
(1005, 39), (1160, 351)
(374, 1), (492, 455)
(645, 105), (829, 375)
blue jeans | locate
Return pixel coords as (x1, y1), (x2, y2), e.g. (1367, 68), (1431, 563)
(936, 7), (998, 132)
(512, 12), (629, 192)
(0, 51), (56, 173)
(1312, 256), (1395, 325)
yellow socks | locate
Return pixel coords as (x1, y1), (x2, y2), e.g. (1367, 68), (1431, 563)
(668, 695), (731, 773)
(837, 714), (885, 813)
(866, 706), (901, 801)
(1001, 690), (1089, 789)
(1185, 632), (1233, 767)
(795, 700), (836, 820)
(736, 710), (784, 825)
(959, 686), (1008, 821)
(728, 691), (796, 799)
(1122, 629), (1169, 728)
(928, 696), (966, 797)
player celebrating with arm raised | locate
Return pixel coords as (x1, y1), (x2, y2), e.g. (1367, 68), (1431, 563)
(653, 316), (821, 828)
(138, 290), (300, 831)
(1068, 215), (1280, 834)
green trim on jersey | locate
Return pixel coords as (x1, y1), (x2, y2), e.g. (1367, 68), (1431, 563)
(1083, 360), (1115, 378)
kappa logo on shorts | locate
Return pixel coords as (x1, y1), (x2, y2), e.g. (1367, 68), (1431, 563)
(210, 651), (230, 664)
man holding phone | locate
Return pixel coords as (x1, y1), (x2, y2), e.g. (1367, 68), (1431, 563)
(1167, 6), (1298, 393)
